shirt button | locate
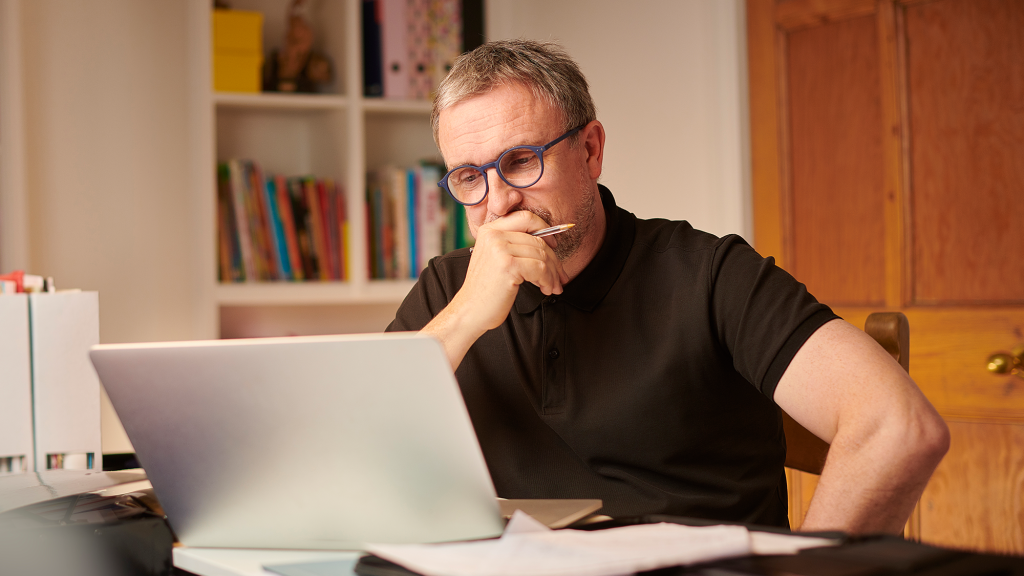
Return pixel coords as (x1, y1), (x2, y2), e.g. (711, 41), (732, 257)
(548, 296), (558, 304)
(548, 348), (560, 360)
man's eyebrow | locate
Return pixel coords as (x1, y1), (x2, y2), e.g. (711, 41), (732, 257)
(447, 137), (543, 170)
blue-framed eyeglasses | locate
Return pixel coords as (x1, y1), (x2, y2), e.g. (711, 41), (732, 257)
(438, 124), (586, 206)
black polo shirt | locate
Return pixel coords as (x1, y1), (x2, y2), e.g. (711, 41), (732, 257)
(387, 185), (837, 527)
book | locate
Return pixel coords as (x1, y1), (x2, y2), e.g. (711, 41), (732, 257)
(417, 162), (444, 271)
(247, 162), (275, 280)
(390, 166), (411, 279)
(217, 164), (244, 281)
(337, 182), (350, 280)
(304, 177), (330, 280)
(262, 171), (290, 279)
(364, 162), (461, 280)
(401, 166), (413, 276)
(287, 176), (316, 280)
(216, 160), (351, 283)
(367, 172), (385, 278)
(275, 174), (304, 281)
(227, 160), (256, 280)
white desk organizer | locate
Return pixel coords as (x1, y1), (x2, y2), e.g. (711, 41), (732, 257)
(28, 291), (102, 472)
(0, 294), (34, 474)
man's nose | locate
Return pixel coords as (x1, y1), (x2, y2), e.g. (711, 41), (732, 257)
(484, 170), (523, 217)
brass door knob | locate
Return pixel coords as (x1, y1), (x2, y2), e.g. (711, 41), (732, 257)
(987, 345), (1024, 377)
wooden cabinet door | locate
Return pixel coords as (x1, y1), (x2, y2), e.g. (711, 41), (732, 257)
(748, 0), (1024, 553)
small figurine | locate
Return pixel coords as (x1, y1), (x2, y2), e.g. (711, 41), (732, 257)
(266, 0), (334, 93)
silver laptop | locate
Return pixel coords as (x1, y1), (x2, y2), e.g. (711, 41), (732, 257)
(89, 333), (505, 550)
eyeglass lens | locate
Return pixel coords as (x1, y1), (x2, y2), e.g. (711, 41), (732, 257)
(446, 147), (543, 205)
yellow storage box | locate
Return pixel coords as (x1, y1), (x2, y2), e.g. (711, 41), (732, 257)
(212, 9), (264, 93)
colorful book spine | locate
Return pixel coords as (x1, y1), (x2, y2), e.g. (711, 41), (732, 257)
(364, 162), (469, 280)
(318, 179), (339, 280)
(216, 160), (350, 283)
(390, 166), (410, 280)
(337, 182), (350, 280)
(227, 160), (256, 280)
(417, 162), (443, 271)
(262, 174), (291, 279)
(407, 168), (418, 278)
(305, 177), (330, 280)
(276, 174), (303, 281)
(217, 164), (244, 281)
(246, 162), (273, 280)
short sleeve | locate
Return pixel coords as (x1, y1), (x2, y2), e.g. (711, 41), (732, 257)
(709, 235), (839, 399)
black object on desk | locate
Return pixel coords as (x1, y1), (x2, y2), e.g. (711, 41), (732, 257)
(0, 488), (176, 576)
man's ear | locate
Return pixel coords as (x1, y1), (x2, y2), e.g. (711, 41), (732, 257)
(581, 120), (605, 180)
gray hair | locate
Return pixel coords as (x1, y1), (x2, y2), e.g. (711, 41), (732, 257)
(431, 39), (597, 147)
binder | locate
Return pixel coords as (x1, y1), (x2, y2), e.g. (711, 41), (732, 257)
(0, 294), (33, 474)
(362, 0), (384, 97)
(381, 0), (409, 99)
(29, 291), (102, 472)
(429, 0), (462, 90)
(407, 0), (433, 99)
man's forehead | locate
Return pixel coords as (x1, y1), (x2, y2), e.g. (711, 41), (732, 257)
(438, 85), (560, 166)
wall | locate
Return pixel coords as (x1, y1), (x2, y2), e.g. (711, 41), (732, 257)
(486, 0), (752, 239)
(2, 0), (200, 453)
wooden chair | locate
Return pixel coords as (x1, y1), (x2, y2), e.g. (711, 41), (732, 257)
(781, 312), (919, 537)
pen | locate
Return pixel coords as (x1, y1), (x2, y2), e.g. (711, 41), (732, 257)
(470, 224), (575, 253)
(531, 224), (575, 238)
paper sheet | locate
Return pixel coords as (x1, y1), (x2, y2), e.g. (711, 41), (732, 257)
(749, 531), (839, 555)
(366, 511), (752, 576)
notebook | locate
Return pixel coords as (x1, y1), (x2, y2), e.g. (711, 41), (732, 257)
(90, 333), (506, 550)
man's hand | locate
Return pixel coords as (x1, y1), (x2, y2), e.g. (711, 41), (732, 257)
(774, 319), (950, 535)
(422, 210), (569, 370)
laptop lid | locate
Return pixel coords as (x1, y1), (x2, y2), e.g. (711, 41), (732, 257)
(89, 333), (504, 550)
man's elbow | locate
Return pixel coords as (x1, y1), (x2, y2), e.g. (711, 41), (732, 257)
(900, 405), (950, 478)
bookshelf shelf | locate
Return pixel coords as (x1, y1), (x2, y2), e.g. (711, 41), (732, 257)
(362, 98), (433, 115)
(213, 91), (348, 110)
(191, 0), (447, 338)
(216, 280), (417, 306)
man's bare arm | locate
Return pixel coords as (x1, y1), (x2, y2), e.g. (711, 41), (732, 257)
(422, 210), (568, 370)
(773, 319), (950, 534)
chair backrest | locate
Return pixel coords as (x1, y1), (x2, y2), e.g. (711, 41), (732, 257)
(782, 312), (910, 475)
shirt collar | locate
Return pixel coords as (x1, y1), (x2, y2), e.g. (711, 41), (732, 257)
(515, 185), (636, 314)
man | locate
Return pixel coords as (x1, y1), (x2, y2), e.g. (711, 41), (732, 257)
(387, 40), (949, 533)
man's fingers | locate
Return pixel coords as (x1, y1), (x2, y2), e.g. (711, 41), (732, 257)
(482, 209), (551, 234)
(509, 256), (563, 295)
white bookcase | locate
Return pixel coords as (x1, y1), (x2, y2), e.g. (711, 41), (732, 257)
(189, 0), (439, 338)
